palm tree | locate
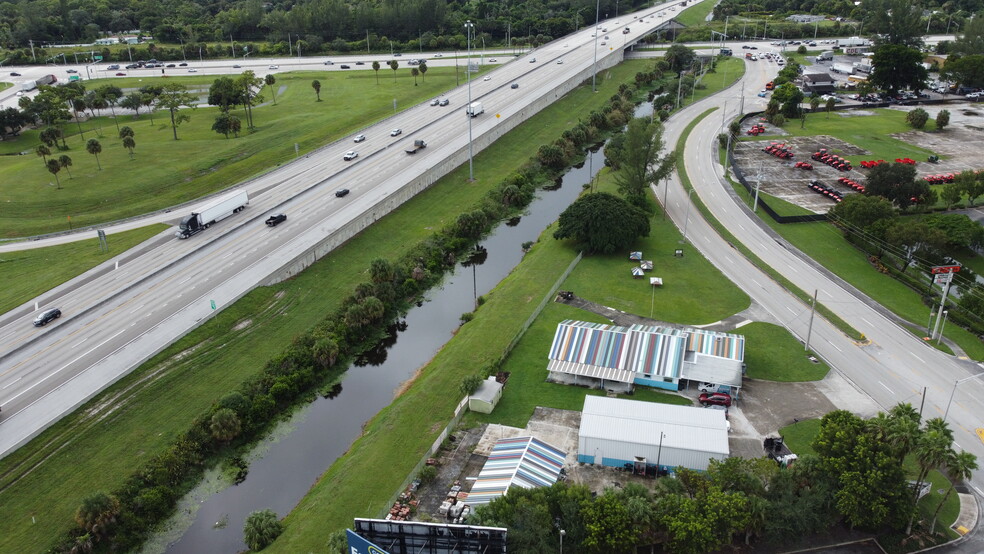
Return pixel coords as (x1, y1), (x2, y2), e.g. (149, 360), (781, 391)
(71, 97), (88, 138)
(243, 509), (284, 551)
(118, 125), (133, 140)
(264, 74), (277, 105)
(825, 97), (836, 118)
(411, 67), (420, 85)
(866, 412), (893, 443)
(59, 155), (74, 179)
(888, 416), (922, 463)
(890, 402), (921, 424)
(122, 136), (136, 159)
(74, 492), (120, 538)
(419, 61), (427, 82)
(372, 60), (381, 84)
(98, 85), (123, 134)
(46, 158), (62, 188)
(311, 80), (321, 101)
(39, 127), (58, 148)
(86, 138), (102, 170)
(908, 428), (953, 533)
(930, 450), (977, 533)
(810, 95), (821, 113)
(210, 408), (241, 442)
(389, 59), (398, 82)
(36, 144), (51, 164)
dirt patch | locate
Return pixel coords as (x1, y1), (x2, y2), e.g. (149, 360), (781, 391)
(393, 367), (424, 399)
(232, 319), (252, 331)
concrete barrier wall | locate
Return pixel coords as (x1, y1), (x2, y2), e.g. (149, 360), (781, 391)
(261, 52), (624, 285)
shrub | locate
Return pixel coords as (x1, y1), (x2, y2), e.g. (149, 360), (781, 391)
(243, 509), (284, 551)
(907, 108), (929, 129)
(460, 374), (483, 396)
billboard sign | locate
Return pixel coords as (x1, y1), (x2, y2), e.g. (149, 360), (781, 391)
(346, 529), (389, 554)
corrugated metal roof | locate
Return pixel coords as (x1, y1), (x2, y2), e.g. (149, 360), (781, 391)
(467, 436), (567, 506)
(548, 320), (684, 379)
(687, 328), (745, 362)
(580, 396), (729, 455)
(547, 359), (637, 384)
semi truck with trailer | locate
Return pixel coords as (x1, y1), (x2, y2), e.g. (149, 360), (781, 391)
(831, 63), (855, 74)
(465, 101), (484, 117)
(175, 189), (249, 239)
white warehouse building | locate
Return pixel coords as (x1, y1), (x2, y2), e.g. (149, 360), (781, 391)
(577, 396), (729, 473)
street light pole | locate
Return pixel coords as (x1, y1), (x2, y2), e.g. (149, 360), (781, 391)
(465, 20), (475, 181)
(655, 432), (665, 473)
(559, 529), (565, 554)
(591, 0), (600, 92)
(943, 373), (984, 421)
(682, 189), (695, 243)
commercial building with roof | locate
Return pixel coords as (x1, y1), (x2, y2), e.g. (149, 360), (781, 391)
(466, 436), (567, 506)
(578, 396), (729, 472)
(546, 320), (744, 394)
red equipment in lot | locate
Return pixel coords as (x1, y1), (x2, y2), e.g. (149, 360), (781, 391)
(859, 160), (885, 168)
(895, 157), (917, 165)
(763, 142), (794, 159)
(924, 173), (955, 184)
(811, 148), (852, 171)
(747, 123), (766, 136)
(838, 176), (865, 192)
(794, 161), (813, 170)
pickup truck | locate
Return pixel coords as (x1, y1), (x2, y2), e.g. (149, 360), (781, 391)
(265, 213), (287, 227)
(405, 139), (427, 154)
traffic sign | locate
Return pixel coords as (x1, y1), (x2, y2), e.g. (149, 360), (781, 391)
(931, 265), (961, 274)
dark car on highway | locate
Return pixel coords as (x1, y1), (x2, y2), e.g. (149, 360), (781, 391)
(33, 308), (61, 327)
(699, 392), (733, 407)
(335, 188), (350, 197)
(265, 213), (287, 227)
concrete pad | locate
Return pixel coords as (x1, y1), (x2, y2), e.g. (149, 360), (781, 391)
(953, 492), (980, 535)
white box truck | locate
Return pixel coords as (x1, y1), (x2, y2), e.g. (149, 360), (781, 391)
(465, 101), (484, 117)
(837, 36), (870, 48)
(20, 80), (37, 92)
(815, 51), (834, 62)
(831, 63), (854, 74)
(175, 189), (249, 238)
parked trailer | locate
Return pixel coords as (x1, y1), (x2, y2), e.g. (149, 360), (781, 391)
(836, 36), (870, 48)
(831, 63), (854, 74)
(175, 189), (249, 238)
(20, 80), (37, 91)
(36, 74), (57, 86)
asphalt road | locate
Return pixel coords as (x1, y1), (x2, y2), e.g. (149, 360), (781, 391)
(0, 1), (692, 457)
(656, 57), (984, 499)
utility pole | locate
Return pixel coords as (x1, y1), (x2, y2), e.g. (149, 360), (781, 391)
(29, 39), (36, 62)
(465, 20), (475, 181)
(366, 30), (370, 55)
(591, 0), (600, 92)
(230, 35), (235, 58)
(288, 33), (293, 57)
(805, 289), (818, 351)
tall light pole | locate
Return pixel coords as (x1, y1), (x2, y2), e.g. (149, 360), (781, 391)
(559, 529), (566, 554)
(943, 372), (984, 421)
(465, 20), (475, 181)
(682, 189), (695, 243)
(591, 0), (600, 92)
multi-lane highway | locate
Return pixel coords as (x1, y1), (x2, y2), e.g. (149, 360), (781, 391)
(0, 2), (693, 456)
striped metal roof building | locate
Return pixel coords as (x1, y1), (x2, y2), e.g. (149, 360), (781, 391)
(466, 436), (567, 506)
(547, 320), (745, 390)
(547, 320), (686, 383)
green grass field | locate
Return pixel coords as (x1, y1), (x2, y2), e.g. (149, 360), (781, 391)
(675, 0), (717, 28)
(741, 322), (830, 381)
(0, 225), (168, 314)
(748, 108), (936, 163)
(0, 60), (653, 554)
(0, 65), (488, 238)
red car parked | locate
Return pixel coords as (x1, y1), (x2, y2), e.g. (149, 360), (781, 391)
(699, 392), (733, 407)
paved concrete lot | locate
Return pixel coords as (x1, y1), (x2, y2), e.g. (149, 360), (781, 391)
(735, 104), (984, 214)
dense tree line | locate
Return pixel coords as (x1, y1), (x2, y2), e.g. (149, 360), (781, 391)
(0, 0), (649, 50)
(467, 405), (975, 553)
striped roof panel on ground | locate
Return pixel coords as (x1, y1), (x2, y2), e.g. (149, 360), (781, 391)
(467, 436), (567, 506)
(687, 328), (745, 361)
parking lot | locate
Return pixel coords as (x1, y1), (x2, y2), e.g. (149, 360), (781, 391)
(735, 103), (984, 214)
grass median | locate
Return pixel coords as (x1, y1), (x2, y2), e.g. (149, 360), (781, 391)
(0, 60), (650, 554)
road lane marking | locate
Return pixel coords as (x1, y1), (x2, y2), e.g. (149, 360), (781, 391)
(861, 317), (874, 328)
(879, 381), (894, 394)
(912, 354), (925, 364)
